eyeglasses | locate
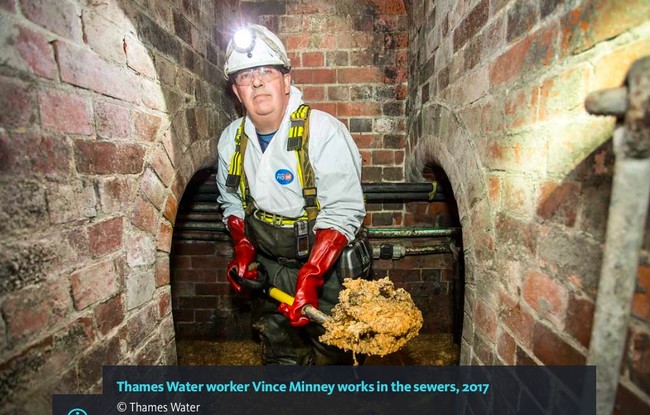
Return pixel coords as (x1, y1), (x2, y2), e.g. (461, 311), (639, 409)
(234, 66), (283, 86)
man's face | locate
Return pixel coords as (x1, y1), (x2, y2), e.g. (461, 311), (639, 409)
(231, 66), (291, 123)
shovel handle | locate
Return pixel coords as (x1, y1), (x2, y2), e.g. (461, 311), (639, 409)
(267, 287), (330, 325)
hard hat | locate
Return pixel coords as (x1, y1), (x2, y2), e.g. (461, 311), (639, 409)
(224, 24), (291, 79)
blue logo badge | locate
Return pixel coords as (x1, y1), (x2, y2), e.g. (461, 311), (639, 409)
(275, 169), (294, 185)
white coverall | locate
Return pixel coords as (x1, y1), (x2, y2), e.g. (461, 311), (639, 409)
(216, 86), (365, 242)
(215, 86), (366, 365)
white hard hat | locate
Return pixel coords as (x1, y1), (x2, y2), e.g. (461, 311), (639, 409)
(224, 24), (291, 79)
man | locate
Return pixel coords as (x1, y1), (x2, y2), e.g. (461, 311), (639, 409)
(216, 24), (366, 365)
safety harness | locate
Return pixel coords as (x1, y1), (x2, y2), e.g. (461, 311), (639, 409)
(225, 104), (320, 223)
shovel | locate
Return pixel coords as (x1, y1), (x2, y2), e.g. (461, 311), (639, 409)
(263, 285), (330, 325)
(229, 264), (329, 325)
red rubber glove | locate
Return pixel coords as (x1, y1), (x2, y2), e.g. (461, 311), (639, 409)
(278, 228), (349, 327)
(226, 215), (258, 293)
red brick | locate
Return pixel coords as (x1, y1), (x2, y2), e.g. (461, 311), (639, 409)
(0, 131), (71, 176)
(475, 300), (498, 342)
(22, 0), (82, 42)
(39, 89), (93, 135)
(151, 145), (174, 187)
(94, 101), (131, 138)
(371, 149), (395, 165)
(81, 10), (125, 64)
(190, 256), (229, 270)
(157, 220), (173, 253)
(488, 176), (501, 204)
(171, 174), (186, 200)
(155, 256), (170, 287)
(506, 0), (538, 42)
(287, 33), (335, 50)
(291, 68), (336, 84)
(195, 283), (232, 296)
(383, 0), (406, 14)
(453, 0), (489, 51)
(523, 270), (568, 325)
(337, 102), (381, 117)
(163, 194), (178, 224)
(490, 24), (557, 87)
(16, 24), (57, 79)
(94, 295), (124, 335)
(309, 102), (337, 115)
(158, 290), (172, 317)
(139, 168), (166, 209)
(140, 78), (166, 111)
(500, 297), (535, 348)
(536, 181), (579, 227)
(134, 111), (162, 142)
(123, 34), (156, 78)
(561, 0), (650, 56)
(285, 33), (309, 50)
(54, 40), (139, 103)
(504, 86), (539, 129)
(541, 67), (590, 121)
(70, 258), (120, 310)
(627, 327), (650, 397)
(385, 32), (408, 49)
(565, 292), (594, 348)
(2, 281), (72, 343)
(97, 177), (133, 214)
(88, 217), (123, 257)
(131, 195), (158, 234)
(337, 67), (383, 84)
(301, 51), (324, 67)
(0, 0), (15, 12)
(497, 328), (516, 364)
(300, 85), (325, 101)
(337, 32), (374, 49)
(632, 265), (650, 321)
(74, 140), (146, 174)
(533, 322), (586, 365)
(173, 269), (217, 283)
(472, 331), (495, 364)
(0, 76), (35, 129)
(614, 382), (650, 415)
(125, 302), (159, 349)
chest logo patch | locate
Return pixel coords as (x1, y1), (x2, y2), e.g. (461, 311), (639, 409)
(275, 169), (294, 185)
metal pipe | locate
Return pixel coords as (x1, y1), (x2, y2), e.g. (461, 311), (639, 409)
(362, 182), (435, 192)
(366, 227), (460, 238)
(364, 192), (445, 201)
(176, 213), (223, 221)
(585, 56), (650, 415)
(173, 232), (232, 242)
(175, 222), (227, 232)
(372, 243), (453, 260)
(178, 202), (221, 212)
(187, 182), (449, 203)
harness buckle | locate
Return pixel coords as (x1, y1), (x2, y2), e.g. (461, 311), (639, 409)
(225, 174), (240, 189)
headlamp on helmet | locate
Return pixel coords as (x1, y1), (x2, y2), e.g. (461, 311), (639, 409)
(224, 24), (291, 79)
(232, 28), (255, 55)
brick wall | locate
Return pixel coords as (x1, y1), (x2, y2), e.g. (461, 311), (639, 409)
(170, 0), (462, 340)
(406, 0), (650, 412)
(0, 0), (238, 411)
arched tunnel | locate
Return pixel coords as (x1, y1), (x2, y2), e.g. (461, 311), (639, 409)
(0, 1), (649, 414)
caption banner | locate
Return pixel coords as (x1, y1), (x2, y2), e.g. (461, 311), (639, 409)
(53, 365), (595, 415)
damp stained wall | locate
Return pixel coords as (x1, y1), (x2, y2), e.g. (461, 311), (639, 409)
(0, 0), (239, 412)
(405, 0), (650, 412)
(1, 0), (650, 413)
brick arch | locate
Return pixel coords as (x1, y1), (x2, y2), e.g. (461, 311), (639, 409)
(406, 100), (495, 360)
(0, 0), (239, 412)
